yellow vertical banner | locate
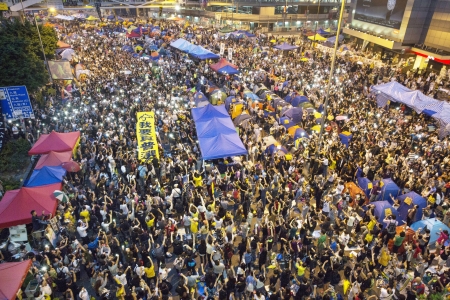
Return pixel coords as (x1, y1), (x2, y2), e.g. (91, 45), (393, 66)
(136, 112), (159, 161)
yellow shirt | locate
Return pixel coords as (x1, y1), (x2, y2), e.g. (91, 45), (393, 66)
(191, 220), (199, 234)
(367, 219), (377, 231)
(64, 211), (75, 224)
(193, 176), (202, 187)
(378, 249), (390, 267)
(146, 218), (155, 228)
(295, 263), (306, 276)
(80, 210), (90, 222)
(144, 265), (155, 278)
(365, 233), (373, 243)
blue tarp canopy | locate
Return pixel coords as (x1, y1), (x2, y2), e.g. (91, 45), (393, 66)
(410, 218), (450, 244)
(371, 201), (401, 227)
(170, 38), (191, 51)
(274, 42), (299, 51)
(24, 166), (66, 187)
(357, 177), (372, 198)
(316, 28), (329, 35)
(397, 192), (427, 223)
(231, 30), (256, 38)
(326, 34), (344, 43)
(218, 65), (240, 75)
(281, 107), (303, 124)
(372, 82), (450, 126)
(375, 178), (401, 202)
(192, 105), (247, 160)
(170, 38), (219, 60)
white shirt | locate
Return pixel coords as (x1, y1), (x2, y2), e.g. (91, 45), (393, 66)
(79, 289), (89, 300)
(347, 216), (355, 227)
(115, 273), (127, 286)
(41, 284), (52, 295)
(77, 224), (88, 237)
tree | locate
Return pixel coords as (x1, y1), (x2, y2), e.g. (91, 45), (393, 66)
(0, 18), (57, 93)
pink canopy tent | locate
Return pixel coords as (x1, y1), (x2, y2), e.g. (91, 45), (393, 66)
(34, 150), (73, 169)
(28, 131), (80, 155)
(210, 58), (238, 72)
(0, 183), (61, 228)
(57, 40), (71, 48)
(0, 260), (32, 300)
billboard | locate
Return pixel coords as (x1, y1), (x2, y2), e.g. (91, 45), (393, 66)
(354, 0), (408, 29)
(48, 61), (73, 80)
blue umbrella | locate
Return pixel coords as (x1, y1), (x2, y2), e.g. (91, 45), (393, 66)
(106, 15), (115, 20)
(243, 91), (260, 101)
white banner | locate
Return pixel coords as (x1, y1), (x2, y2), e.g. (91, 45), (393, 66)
(228, 47), (233, 61)
(220, 43), (225, 55)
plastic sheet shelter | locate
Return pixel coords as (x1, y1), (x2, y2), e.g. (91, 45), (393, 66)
(397, 192), (427, 222)
(29, 131), (80, 155)
(192, 104), (247, 160)
(35, 150), (73, 169)
(0, 183), (61, 228)
(0, 260), (32, 300)
(24, 166), (66, 187)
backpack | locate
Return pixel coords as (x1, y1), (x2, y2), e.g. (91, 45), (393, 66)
(187, 259), (196, 268)
(387, 221), (396, 234)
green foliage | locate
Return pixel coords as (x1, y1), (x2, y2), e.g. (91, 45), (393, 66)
(428, 293), (445, 300)
(0, 138), (31, 173)
(0, 177), (21, 191)
(0, 18), (57, 93)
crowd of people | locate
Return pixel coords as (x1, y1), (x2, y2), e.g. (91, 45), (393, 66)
(2, 13), (450, 300)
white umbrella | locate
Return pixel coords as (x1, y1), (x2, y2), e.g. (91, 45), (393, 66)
(61, 48), (75, 60)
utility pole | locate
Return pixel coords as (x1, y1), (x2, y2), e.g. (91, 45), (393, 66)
(313, 0), (321, 43)
(315, 0), (346, 158)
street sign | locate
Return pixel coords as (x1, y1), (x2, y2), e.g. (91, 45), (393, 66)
(0, 3), (8, 10)
(0, 86), (35, 119)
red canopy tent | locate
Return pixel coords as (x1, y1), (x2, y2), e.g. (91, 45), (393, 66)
(0, 183), (61, 228)
(57, 40), (71, 48)
(210, 58), (238, 72)
(29, 131), (80, 155)
(0, 260), (32, 300)
(34, 150), (73, 170)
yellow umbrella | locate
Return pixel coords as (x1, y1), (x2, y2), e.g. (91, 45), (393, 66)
(314, 112), (322, 119)
(327, 114), (334, 121)
(287, 125), (300, 137)
(300, 58), (309, 61)
(270, 39), (276, 43)
(127, 25), (137, 33)
(307, 34), (327, 41)
(311, 125), (321, 132)
(231, 104), (244, 119)
(135, 45), (143, 51)
(325, 28), (331, 32)
(86, 15), (98, 21)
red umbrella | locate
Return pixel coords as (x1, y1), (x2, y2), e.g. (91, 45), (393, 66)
(61, 161), (81, 172)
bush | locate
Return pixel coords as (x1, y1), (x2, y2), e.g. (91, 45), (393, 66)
(0, 177), (21, 192)
(0, 138), (31, 173)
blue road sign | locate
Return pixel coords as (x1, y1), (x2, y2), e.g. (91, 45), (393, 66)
(0, 85), (35, 119)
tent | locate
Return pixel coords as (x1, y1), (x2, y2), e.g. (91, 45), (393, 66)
(397, 192), (427, 222)
(126, 31), (141, 38)
(0, 183), (61, 228)
(279, 116), (296, 129)
(371, 201), (401, 226)
(29, 131), (80, 155)
(170, 38), (191, 51)
(357, 177), (372, 198)
(375, 178), (401, 202)
(24, 166), (66, 187)
(316, 28), (329, 35)
(218, 65), (240, 75)
(0, 260), (32, 300)
(243, 91), (260, 101)
(274, 42), (299, 51)
(210, 58), (238, 72)
(265, 144), (288, 156)
(410, 218), (450, 244)
(282, 107), (303, 124)
(35, 150), (73, 169)
(231, 30), (256, 38)
(194, 92), (210, 107)
(192, 105), (247, 160)
(308, 34), (327, 41)
(291, 95), (309, 107)
(293, 128), (309, 140)
(57, 40), (71, 48)
(326, 34), (344, 43)
(344, 182), (368, 206)
(190, 45), (220, 60)
(233, 113), (252, 126)
(339, 131), (353, 147)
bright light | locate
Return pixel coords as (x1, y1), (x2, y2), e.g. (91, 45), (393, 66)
(49, 7), (56, 12)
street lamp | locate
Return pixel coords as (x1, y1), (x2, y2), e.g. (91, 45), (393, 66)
(33, 12), (53, 82)
(314, 0), (346, 158)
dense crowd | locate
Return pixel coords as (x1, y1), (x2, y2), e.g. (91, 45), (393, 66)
(2, 14), (450, 300)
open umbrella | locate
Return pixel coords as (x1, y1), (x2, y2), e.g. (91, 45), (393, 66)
(60, 48), (75, 60)
(233, 114), (252, 126)
(61, 161), (81, 172)
(53, 190), (69, 203)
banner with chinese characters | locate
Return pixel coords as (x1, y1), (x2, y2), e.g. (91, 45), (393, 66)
(137, 112), (159, 161)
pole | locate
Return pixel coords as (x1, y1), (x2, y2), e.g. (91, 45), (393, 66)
(313, 0), (321, 44)
(34, 15), (53, 82)
(314, 0), (345, 157)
